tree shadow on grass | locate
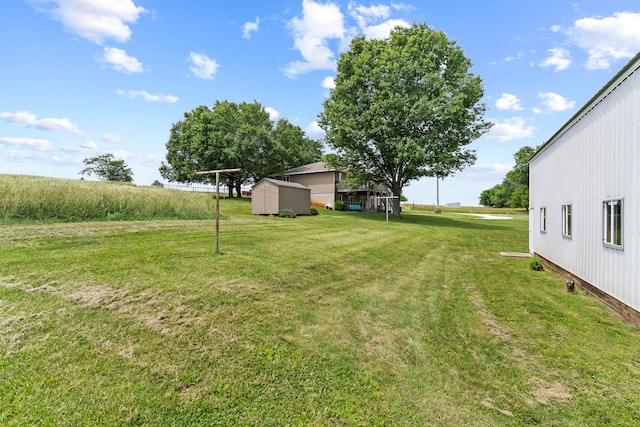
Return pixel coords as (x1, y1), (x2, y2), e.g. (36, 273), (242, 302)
(347, 211), (511, 231)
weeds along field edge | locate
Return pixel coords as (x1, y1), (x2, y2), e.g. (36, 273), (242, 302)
(0, 174), (218, 222)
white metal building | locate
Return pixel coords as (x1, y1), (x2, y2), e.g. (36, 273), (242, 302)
(529, 52), (640, 324)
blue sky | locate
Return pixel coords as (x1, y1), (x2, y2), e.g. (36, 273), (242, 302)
(2, 1), (640, 206)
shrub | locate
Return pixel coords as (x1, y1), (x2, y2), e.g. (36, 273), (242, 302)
(278, 208), (297, 218)
(334, 200), (345, 211)
(529, 257), (543, 271)
(310, 207), (319, 216)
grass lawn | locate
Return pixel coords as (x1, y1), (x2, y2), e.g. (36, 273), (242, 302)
(1, 199), (639, 425)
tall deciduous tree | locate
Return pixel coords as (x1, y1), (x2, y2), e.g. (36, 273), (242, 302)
(160, 101), (322, 197)
(318, 23), (491, 217)
(79, 153), (133, 182)
(479, 145), (536, 208)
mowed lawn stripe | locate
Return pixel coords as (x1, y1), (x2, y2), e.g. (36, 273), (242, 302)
(1, 203), (640, 425)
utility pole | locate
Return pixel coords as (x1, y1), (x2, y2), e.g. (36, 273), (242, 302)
(196, 168), (242, 254)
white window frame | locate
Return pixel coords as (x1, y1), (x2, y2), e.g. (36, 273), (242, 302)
(540, 207), (547, 233)
(603, 198), (623, 249)
(562, 204), (572, 238)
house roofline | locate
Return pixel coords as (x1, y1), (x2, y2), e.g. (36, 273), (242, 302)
(282, 161), (340, 176)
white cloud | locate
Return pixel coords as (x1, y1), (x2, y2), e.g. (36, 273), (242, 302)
(568, 12), (640, 70)
(102, 133), (123, 143)
(482, 117), (535, 142)
(189, 52), (219, 79)
(243, 17), (260, 39)
(306, 121), (325, 139)
(116, 89), (178, 103)
(550, 25), (563, 33)
(265, 107), (279, 119)
(349, 4), (390, 28)
(495, 93), (523, 111)
(322, 76), (335, 90)
(0, 137), (54, 151)
(61, 140), (99, 154)
(503, 51), (525, 62)
(0, 111), (84, 136)
(111, 149), (133, 159)
(361, 19), (410, 40)
(99, 47), (143, 73)
(348, 3), (408, 40)
(30, 0), (147, 44)
(284, 0), (346, 78)
(538, 92), (575, 112)
(83, 141), (98, 150)
(539, 48), (571, 71)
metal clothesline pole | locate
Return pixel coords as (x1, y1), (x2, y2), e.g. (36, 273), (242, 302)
(196, 168), (242, 254)
(377, 195), (400, 229)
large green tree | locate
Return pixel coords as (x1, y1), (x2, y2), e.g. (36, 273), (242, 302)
(160, 101), (322, 197)
(479, 145), (536, 208)
(318, 23), (491, 217)
(79, 153), (133, 182)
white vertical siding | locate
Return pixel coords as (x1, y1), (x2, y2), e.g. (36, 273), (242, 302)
(530, 57), (640, 313)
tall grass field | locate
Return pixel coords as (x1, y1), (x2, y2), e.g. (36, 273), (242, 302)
(1, 175), (639, 425)
(0, 174), (215, 222)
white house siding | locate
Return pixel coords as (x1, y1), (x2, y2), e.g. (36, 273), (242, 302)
(530, 54), (640, 314)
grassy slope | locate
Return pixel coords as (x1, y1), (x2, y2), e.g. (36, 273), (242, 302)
(0, 174), (216, 222)
(1, 199), (639, 425)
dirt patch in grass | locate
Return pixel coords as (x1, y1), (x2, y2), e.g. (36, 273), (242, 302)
(66, 286), (198, 335)
(529, 378), (572, 405)
(0, 221), (203, 246)
(67, 285), (121, 309)
(1, 278), (207, 336)
(481, 397), (514, 417)
(0, 277), (22, 289)
(466, 283), (512, 342)
(466, 282), (574, 408)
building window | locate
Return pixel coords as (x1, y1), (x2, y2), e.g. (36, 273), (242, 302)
(562, 204), (572, 238)
(281, 176), (290, 182)
(603, 198), (623, 249)
(540, 207), (546, 232)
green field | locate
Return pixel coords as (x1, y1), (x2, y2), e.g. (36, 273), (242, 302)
(1, 179), (639, 425)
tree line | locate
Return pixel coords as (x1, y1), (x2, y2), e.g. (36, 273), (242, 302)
(479, 145), (536, 209)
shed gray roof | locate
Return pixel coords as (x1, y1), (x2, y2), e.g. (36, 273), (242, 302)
(255, 178), (309, 190)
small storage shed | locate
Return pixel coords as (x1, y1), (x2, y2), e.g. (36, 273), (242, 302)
(251, 178), (311, 215)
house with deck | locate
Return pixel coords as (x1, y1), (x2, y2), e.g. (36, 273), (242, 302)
(282, 162), (392, 212)
(529, 52), (640, 325)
